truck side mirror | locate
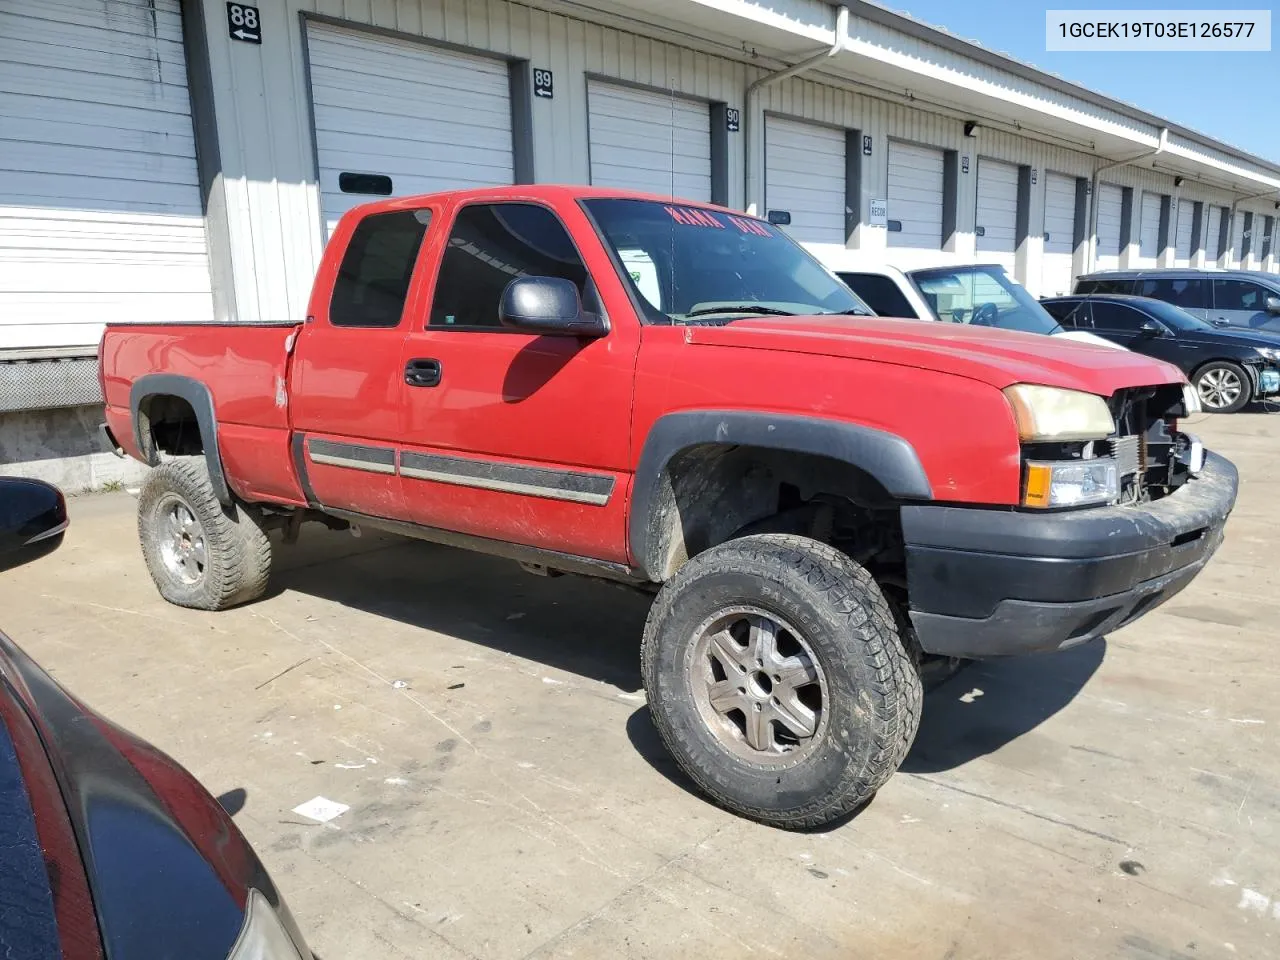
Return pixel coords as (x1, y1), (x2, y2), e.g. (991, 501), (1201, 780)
(499, 277), (607, 338)
(0, 477), (68, 571)
(1266, 295), (1280, 315)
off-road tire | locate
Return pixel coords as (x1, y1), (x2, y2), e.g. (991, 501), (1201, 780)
(137, 457), (272, 610)
(1193, 360), (1251, 414)
(641, 533), (923, 829)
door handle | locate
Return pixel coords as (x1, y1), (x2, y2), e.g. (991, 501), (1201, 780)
(405, 358), (441, 387)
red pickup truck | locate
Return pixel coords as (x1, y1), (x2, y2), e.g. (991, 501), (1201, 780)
(100, 186), (1237, 828)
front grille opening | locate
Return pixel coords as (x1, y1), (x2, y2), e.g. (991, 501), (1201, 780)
(1172, 528), (1206, 548)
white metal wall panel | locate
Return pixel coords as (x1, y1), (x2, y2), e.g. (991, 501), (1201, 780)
(887, 141), (944, 251)
(764, 116), (845, 245)
(1138, 192), (1161, 262)
(587, 81), (711, 201)
(1041, 172), (1076, 296)
(0, 0), (212, 351)
(306, 22), (513, 236)
(974, 158), (1019, 271)
(1205, 206), (1224, 264)
(1095, 183), (1124, 270)
(1174, 199), (1195, 265)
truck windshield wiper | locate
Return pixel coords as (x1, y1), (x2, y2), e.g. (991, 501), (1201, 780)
(819, 308), (874, 317)
(684, 305), (799, 318)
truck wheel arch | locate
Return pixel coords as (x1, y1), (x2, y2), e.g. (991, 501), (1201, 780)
(629, 411), (932, 581)
(129, 374), (232, 506)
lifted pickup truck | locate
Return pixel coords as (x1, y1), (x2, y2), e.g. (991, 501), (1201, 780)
(101, 186), (1237, 829)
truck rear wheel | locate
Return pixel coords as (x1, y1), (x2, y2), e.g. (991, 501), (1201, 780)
(640, 533), (922, 829)
(137, 457), (272, 611)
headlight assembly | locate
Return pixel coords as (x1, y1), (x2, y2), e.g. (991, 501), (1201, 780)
(1256, 347), (1280, 362)
(1003, 384), (1115, 442)
(1023, 459), (1118, 508)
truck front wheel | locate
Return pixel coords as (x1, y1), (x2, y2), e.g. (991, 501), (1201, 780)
(137, 457), (272, 610)
(641, 533), (922, 829)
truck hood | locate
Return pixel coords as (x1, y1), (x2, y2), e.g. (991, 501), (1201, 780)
(684, 316), (1184, 395)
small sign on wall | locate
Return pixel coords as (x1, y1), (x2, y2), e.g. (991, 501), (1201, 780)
(961, 155), (970, 174)
(862, 135), (873, 156)
(226, 3), (261, 43)
(533, 68), (554, 98)
(868, 199), (888, 227)
(726, 108), (740, 132)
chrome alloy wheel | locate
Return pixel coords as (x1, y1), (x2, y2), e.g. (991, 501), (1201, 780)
(688, 606), (827, 765)
(1197, 367), (1243, 410)
(158, 494), (207, 585)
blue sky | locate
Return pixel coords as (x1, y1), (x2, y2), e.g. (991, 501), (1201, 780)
(878, 1), (1280, 162)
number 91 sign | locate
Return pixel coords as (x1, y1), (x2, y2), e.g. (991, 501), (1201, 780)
(227, 3), (262, 44)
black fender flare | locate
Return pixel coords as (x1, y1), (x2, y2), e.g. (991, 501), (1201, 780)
(129, 374), (232, 506)
(629, 410), (932, 580)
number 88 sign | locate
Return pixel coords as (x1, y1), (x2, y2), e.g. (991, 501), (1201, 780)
(226, 3), (262, 43)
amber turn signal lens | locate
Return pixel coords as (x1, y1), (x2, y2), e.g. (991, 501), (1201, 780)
(1023, 463), (1053, 508)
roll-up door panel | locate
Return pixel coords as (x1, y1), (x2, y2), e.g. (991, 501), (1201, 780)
(1174, 199), (1195, 265)
(1139, 192), (1161, 262)
(1041, 172), (1077, 297)
(1095, 183), (1124, 270)
(975, 158), (1019, 273)
(764, 116), (845, 245)
(306, 22), (514, 237)
(887, 141), (944, 251)
(588, 81), (711, 202)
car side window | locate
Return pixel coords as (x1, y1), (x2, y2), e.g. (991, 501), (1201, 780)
(1041, 300), (1089, 327)
(1139, 277), (1205, 309)
(1213, 279), (1267, 311)
(837, 273), (918, 318)
(330, 210), (431, 328)
(1077, 278), (1133, 295)
(1090, 301), (1145, 331)
(429, 203), (588, 329)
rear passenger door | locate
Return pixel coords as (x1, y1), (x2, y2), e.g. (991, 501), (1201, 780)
(1212, 278), (1278, 330)
(289, 208), (432, 518)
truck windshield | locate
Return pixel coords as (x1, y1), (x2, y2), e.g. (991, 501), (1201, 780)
(581, 199), (873, 323)
(911, 266), (1063, 335)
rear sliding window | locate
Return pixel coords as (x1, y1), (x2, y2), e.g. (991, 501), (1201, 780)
(330, 210), (431, 328)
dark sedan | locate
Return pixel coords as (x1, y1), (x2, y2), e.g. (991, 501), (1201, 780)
(0, 476), (312, 960)
(1041, 294), (1280, 413)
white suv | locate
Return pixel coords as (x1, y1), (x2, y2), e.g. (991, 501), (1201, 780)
(806, 248), (1120, 350)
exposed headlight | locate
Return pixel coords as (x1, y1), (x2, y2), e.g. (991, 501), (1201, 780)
(1256, 347), (1280, 361)
(1023, 459), (1118, 508)
(1003, 385), (1115, 442)
(1181, 382), (1202, 415)
(227, 890), (307, 960)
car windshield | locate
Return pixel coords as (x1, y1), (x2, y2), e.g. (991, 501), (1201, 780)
(1135, 297), (1215, 331)
(580, 199), (873, 323)
(911, 265), (1063, 335)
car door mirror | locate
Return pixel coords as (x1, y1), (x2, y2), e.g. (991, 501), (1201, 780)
(1265, 295), (1280, 315)
(1138, 320), (1167, 338)
(499, 277), (607, 337)
(0, 477), (67, 571)
(1212, 317), (1230, 327)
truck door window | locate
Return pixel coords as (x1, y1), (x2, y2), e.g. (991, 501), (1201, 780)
(430, 203), (588, 329)
(330, 210), (431, 328)
(836, 273), (917, 318)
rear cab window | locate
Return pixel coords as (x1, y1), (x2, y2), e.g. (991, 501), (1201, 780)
(837, 272), (918, 318)
(330, 210), (431, 327)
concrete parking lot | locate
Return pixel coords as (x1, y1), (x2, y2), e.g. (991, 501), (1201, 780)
(2, 411), (1278, 960)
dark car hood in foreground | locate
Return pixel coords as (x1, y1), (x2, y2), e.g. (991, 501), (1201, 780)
(0, 631), (306, 960)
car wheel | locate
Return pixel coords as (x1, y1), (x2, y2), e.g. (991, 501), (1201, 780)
(1194, 361), (1251, 414)
(640, 533), (922, 829)
(137, 457), (272, 610)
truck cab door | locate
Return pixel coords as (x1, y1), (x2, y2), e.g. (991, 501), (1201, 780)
(396, 201), (638, 564)
(288, 209), (432, 518)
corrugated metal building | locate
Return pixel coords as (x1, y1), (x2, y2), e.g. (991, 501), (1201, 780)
(3, 0), (1280, 486)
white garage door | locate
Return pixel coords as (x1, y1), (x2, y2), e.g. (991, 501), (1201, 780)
(0, 0), (212, 351)
(1139, 192), (1161, 262)
(974, 158), (1019, 273)
(1095, 183), (1124, 270)
(1174, 199), (1195, 265)
(764, 117), (845, 245)
(1205, 206), (1224, 264)
(1041, 172), (1077, 297)
(588, 81), (711, 202)
(887, 141), (944, 252)
(1232, 211), (1249, 266)
(306, 23), (513, 237)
